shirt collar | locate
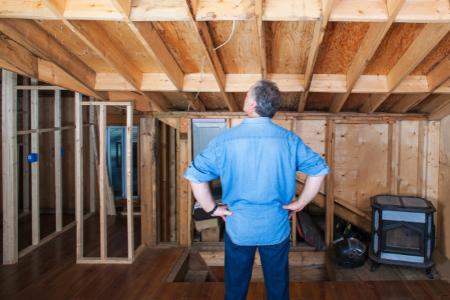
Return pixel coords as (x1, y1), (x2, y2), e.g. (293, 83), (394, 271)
(241, 117), (273, 124)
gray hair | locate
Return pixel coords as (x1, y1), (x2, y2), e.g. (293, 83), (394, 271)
(251, 79), (281, 118)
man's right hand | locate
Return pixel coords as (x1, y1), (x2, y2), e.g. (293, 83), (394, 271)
(212, 204), (233, 221)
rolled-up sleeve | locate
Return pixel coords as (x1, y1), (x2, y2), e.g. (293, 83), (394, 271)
(183, 140), (220, 184)
(296, 138), (330, 177)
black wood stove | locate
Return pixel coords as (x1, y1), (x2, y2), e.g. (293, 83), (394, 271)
(369, 195), (436, 279)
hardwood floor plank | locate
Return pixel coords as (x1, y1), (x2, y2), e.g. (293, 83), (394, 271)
(182, 282), (217, 299)
(211, 282), (226, 300)
(152, 282), (191, 300)
(288, 282), (313, 300)
(403, 280), (439, 300)
(381, 281), (414, 299)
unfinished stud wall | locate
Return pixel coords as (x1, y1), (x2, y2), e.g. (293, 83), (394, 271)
(438, 114), (450, 260)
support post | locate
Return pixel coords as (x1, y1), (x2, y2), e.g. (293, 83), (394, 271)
(2, 70), (18, 264)
(325, 119), (335, 247)
(54, 90), (62, 231)
(178, 118), (190, 247)
(30, 78), (39, 245)
(89, 97), (96, 213)
(74, 92), (84, 260)
(126, 104), (134, 260)
(99, 105), (107, 259)
(140, 117), (158, 247)
(22, 77), (30, 213)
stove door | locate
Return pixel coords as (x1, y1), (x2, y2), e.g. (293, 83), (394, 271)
(382, 221), (424, 256)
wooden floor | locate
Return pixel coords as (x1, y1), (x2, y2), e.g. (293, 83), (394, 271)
(154, 281), (450, 299)
(1, 213), (449, 300)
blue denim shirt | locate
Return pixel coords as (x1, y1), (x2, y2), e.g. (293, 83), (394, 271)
(184, 117), (330, 246)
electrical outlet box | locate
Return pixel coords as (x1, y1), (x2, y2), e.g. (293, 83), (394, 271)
(27, 153), (38, 163)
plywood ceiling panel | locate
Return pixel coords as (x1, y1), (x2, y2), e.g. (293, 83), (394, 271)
(304, 92), (335, 111)
(341, 93), (371, 112)
(208, 21), (260, 74)
(100, 21), (163, 73)
(280, 92), (301, 111)
(363, 23), (425, 75)
(35, 19), (115, 73)
(153, 21), (213, 74)
(199, 92), (229, 110)
(376, 94), (405, 112)
(408, 93), (441, 113)
(265, 21), (315, 74)
(233, 92), (247, 110)
(162, 91), (189, 110)
(314, 22), (371, 74)
(411, 31), (450, 76)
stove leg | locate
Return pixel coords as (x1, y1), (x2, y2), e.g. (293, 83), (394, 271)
(370, 260), (379, 272)
(426, 268), (434, 279)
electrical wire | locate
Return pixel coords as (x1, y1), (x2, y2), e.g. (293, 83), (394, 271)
(213, 20), (235, 51)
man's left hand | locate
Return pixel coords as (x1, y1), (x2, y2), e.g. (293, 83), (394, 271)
(282, 200), (305, 219)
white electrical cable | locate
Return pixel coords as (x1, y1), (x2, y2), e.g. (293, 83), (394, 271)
(194, 91), (200, 99)
(235, 0), (243, 7)
(213, 20), (236, 51)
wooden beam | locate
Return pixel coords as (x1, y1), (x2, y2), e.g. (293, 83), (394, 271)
(428, 101), (450, 120)
(106, 0), (205, 111)
(325, 119), (335, 246)
(54, 90), (63, 231)
(0, 34), (38, 78)
(22, 77), (30, 214)
(98, 105), (108, 260)
(329, 0), (406, 113)
(360, 23), (450, 113)
(298, 0), (334, 112)
(0, 19), (107, 100)
(255, 0), (266, 79)
(420, 94), (450, 115)
(391, 56), (450, 113)
(40, 0), (67, 18)
(183, 2), (238, 112)
(74, 92), (84, 260)
(2, 70), (18, 265)
(178, 118), (190, 247)
(126, 103), (135, 261)
(140, 118), (159, 247)
(30, 78), (40, 246)
(89, 99), (96, 213)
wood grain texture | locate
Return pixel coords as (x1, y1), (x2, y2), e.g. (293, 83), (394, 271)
(35, 19), (115, 73)
(199, 92), (229, 110)
(99, 20), (163, 73)
(397, 120), (419, 196)
(304, 92), (336, 111)
(208, 21), (260, 74)
(341, 93), (370, 112)
(376, 94), (405, 112)
(438, 162), (450, 260)
(314, 22), (370, 74)
(411, 31), (450, 76)
(440, 114), (450, 167)
(265, 21), (315, 74)
(408, 93), (441, 113)
(363, 23), (425, 75)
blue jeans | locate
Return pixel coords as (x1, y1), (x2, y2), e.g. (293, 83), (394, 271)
(224, 232), (290, 300)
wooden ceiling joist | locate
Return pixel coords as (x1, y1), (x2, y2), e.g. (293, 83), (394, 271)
(0, 18), (107, 100)
(329, 0), (406, 113)
(297, 0), (334, 112)
(183, 1), (239, 112)
(390, 54), (450, 113)
(359, 23), (450, 113)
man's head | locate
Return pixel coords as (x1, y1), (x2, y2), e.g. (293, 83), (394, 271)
(243, 79), (281, 118)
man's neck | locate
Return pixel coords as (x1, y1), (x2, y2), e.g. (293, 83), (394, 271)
(247, 111), (261, 118)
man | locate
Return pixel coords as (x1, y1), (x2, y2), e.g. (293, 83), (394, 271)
(184, 80), (330, 300)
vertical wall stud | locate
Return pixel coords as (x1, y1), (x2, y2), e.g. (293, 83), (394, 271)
(30, 78), (40, 245)
(22, 77), (30, 213)
(2, 70), (18, 264)
(126, 105), (134, 261)
(54, 90), (62, 231)
(75, 93), (84, 260)
(325, 119), (336, 247)
(99, 105), (107, 259)
(89, 98), (96, 213)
